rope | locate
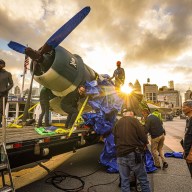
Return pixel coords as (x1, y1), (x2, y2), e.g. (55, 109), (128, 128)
(7, 102), (39, 127)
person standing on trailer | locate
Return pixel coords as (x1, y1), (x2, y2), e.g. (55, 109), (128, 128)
(38, 87), (55, 127)
(109, 61), (125, 90)
(0, 59), (14, 127)
(60, 85), (86, 129)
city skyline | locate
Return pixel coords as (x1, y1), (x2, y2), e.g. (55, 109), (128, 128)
(1, 0), (192, 97)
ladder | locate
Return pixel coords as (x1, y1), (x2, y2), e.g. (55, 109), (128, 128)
(0, 97), (15, 192)
(0, 143), (15, 192)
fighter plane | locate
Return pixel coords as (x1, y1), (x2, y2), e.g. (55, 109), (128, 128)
(8, 6), (100, 119)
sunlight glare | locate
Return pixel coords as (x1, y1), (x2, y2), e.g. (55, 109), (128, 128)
(121, 84), (133, 94)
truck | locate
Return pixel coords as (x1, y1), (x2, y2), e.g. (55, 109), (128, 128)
(2, 98), (100, 169)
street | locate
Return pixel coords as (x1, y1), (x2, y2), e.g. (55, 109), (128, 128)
(16, 118), (192, 192)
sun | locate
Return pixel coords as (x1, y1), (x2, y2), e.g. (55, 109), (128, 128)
(120, 84), (133, 94)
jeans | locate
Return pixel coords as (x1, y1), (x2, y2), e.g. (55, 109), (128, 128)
(117, 152), (151, 192)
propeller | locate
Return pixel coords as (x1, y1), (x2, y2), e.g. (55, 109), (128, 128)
(7, 6), (91, 124)
(8, 6), (90, 59)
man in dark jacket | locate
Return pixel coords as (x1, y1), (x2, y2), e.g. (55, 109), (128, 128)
(0, 59), (14, 127)
(61, 85), (85, 129)
(142, 108), (168, 169)
(38, 87), (55, 127)
(113, 109), (151, 192)
(182, 100), (192, 177)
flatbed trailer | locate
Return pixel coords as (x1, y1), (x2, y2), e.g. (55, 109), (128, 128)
(0, 126), (100, 168)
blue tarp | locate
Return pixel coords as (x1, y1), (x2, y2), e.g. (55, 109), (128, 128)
(164, 152), (183, 159)
(83, 77), (157, 173)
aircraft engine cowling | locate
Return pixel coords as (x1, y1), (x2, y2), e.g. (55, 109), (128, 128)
(31, 46), (97, 97)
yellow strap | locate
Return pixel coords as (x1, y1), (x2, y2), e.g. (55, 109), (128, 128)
(68, 95), (89, 137)
(8, 102), (39, 127)
(68, 76), (99, 137)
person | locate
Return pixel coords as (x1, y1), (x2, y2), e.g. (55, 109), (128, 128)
(109, 61), (125, 89)
(38, 87), (55, 127)
(182, 100), (192, 177)
(142, 108), (168, 169)
(152, 109), (163, 123)
(113, 108), (151, 192)
(0, 59), (14, 127)
(61, 85), (86, 129)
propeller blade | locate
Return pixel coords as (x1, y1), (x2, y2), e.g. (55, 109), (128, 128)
(46, 6), (91, 49)
(8, 41), (26, 54)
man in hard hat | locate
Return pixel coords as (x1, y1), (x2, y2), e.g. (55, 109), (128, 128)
(109, 61), (125, 90)
(0, 59), (14, 127)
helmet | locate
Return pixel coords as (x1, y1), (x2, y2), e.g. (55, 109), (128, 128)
(0, 59), (5, 65)
(116, 61), (121, 66)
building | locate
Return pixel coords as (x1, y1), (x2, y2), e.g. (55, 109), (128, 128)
(143, 83), (158, 102)
(14, 86), (21, 96)
(158, 90), (181, 108)
(133, 79), (141, 94)
(184, 89), (192, 101)
(158, 82), (182, 108)
(32, 87), (40, 96)
(168, 80), (174, 90)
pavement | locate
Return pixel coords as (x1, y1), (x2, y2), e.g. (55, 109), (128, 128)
(15, 143), (192, 192)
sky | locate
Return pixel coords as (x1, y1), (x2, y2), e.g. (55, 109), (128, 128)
(1, 0), (192, 98)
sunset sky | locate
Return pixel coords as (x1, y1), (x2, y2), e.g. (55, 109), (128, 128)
(0, 0), (192, 98)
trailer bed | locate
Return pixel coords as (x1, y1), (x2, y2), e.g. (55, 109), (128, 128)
(0, 126), (99, 168)
(0, 126), (90, 143)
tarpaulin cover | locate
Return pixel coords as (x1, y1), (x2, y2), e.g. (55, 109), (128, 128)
(144, 148), (158, 173)
(83, 77), (157, 173)
(83, 77), (122, 172)
(164, 152), (183, 159)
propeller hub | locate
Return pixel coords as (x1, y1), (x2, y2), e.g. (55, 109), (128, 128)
(25, 47), (43, 61)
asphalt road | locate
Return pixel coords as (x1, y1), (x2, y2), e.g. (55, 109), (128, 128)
(16, 118), (192, 192)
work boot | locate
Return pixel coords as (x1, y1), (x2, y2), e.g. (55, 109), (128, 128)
(163, 162), (168, 169)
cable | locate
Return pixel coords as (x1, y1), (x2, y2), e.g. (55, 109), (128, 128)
(45, 171), (85, 192)
(41, 163), (104, 192)
(35, 161), (51, 174)
(80, 164), (104, 178)
(37, 160), (118, 192)
(87, 176), (119, 192)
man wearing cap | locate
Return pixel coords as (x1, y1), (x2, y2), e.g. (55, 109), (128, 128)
(142, 108), (168, 169)
(113, 108), (151, 192)
(182, 100), (192, 177)
(109, 61), (125, 90)
(0, 59), (14, 127)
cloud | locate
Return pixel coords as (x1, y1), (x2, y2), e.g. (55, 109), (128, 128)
(0, 0), (192, 96)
